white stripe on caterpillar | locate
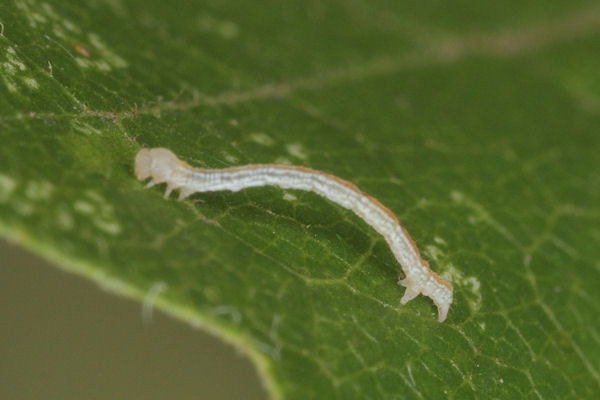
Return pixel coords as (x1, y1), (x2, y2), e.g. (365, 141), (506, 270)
(134, 147), (453, 322)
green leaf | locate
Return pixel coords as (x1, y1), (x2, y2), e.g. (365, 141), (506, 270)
(2, 1), (600, 398)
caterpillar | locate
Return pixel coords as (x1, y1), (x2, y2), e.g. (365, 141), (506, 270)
(135, 147), (453, 322)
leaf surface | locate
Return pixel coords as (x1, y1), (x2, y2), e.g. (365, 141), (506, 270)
(1, 1), (600, 398)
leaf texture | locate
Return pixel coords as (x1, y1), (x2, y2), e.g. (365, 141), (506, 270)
(1, 1), (600, 398)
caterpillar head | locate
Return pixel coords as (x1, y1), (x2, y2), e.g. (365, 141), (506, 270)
(135, 147), (181, 184)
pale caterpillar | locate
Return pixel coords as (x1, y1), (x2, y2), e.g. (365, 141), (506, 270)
(134, 148), (453, 322)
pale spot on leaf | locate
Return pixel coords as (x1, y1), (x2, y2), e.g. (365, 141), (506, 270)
(250, 132), (275, 146)
(286, 143), (307, 159)
(0, 174), (17, 202)
(25, 181), (54, 200)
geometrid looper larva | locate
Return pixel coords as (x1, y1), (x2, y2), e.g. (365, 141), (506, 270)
(135, 147), (453, 322)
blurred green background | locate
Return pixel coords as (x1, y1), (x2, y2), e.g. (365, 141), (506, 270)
(0, 239), (266, 400)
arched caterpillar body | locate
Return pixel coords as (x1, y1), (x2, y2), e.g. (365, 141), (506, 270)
(135, 148), (453, 322)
